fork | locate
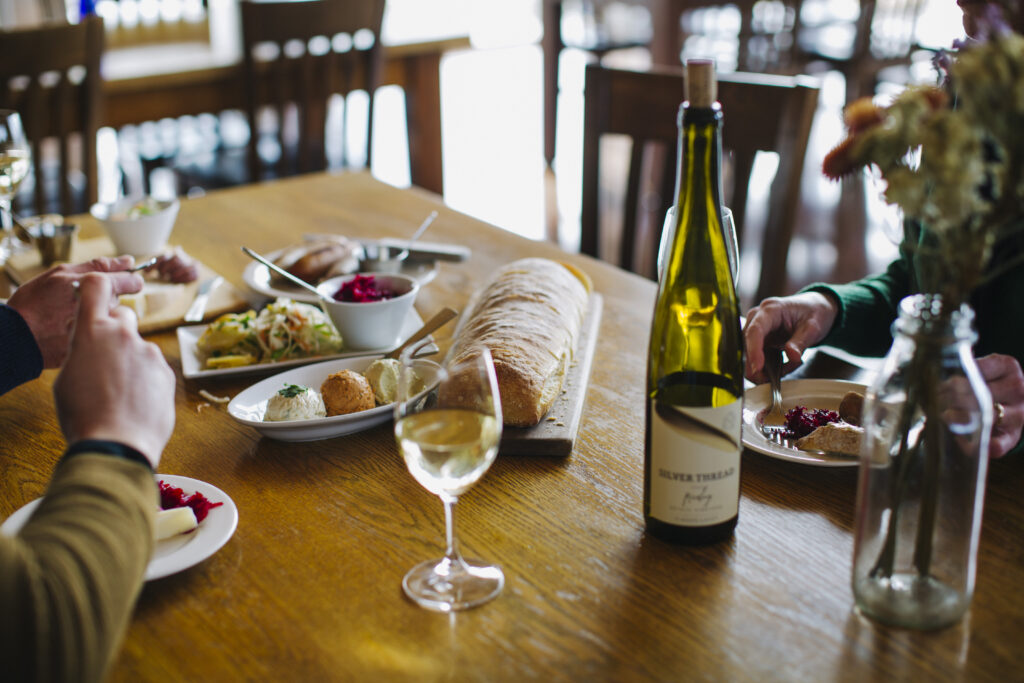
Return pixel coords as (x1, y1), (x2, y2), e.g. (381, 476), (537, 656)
(759, 350), (844, 457)
(761, 349), (787, 444)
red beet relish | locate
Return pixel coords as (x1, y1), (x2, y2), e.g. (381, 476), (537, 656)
(783, 406), (840, 440)
(333, 274), (396, 302)
(159, 480), (223, 523)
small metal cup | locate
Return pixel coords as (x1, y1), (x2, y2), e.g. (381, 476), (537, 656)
(359, 244), (408, 273)
(35, 221), (79, 266)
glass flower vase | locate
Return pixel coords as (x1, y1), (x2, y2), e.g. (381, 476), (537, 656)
(852, 294), (991, 630)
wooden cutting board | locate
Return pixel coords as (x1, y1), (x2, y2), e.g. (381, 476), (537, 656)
(4, 236), (249, 334)
(498, 294), (603, 457)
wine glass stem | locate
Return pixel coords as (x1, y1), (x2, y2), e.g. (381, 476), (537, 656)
(442, 495), (463, 564)
(0, 199), (13, 262)
(0, 198), (11, 231)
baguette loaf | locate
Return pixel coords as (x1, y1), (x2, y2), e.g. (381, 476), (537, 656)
(448, 258), (590, 427)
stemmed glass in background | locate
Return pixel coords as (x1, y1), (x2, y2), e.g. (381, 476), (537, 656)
(659, 205), (739, 289)
(0, 110), (31, 263)
(394, 340), (504, 612)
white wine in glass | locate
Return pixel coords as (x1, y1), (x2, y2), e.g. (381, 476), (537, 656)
(0, 110), (31, 262)
(394, 341), (504, 612)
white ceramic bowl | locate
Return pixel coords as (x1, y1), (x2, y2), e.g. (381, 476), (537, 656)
(90, 196), (180, 256)
(316, 272), (420, 350)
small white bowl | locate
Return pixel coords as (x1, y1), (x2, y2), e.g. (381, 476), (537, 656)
(316, 272), (420, 350)
(91, 196), (180, 256)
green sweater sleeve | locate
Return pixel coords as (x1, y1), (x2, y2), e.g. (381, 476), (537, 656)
(0, 454), (157, 683)
(794, 235), (917, 358)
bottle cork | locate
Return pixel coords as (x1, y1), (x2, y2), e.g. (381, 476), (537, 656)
(685, 59), (716, 107)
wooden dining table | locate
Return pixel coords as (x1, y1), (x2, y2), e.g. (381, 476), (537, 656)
(1, 171), (1022, 681)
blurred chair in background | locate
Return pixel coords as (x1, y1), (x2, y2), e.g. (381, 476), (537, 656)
(543, 0), (654, 167)
(240, 0), (386, 182)
(791, 0), (928, 280)
(660, 0), (805, 73)
(95, 0), (210, 50)
(793, 0), (928, 104)
(0, 15), (105, 215)
(580, 63), (818, 304)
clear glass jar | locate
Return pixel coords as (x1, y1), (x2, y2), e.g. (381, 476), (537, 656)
(852, 294), (992, 629)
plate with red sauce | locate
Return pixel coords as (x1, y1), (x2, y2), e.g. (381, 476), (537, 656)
(741, 379), (867, 467)
(242, 247), (438, 305)
(0, 475), (238, 581)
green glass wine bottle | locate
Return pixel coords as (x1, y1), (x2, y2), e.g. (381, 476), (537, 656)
(643, 59), (743, 544)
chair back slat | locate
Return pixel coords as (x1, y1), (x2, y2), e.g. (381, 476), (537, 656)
(0, 16), (104, 214)
(241, 0), (385, 181)
(581, 63), (819, 302)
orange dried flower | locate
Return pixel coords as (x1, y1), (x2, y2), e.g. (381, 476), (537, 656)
(822, 136), (858, 181)
(920, 86), (949, 111)
(843, 98), (884, 134)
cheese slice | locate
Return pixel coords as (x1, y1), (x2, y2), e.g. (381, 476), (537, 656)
(154, 506), (198, 540)
(119, 282), (186, 319)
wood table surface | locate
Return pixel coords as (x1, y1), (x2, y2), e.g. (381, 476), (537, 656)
(2, 172), (1022, 681)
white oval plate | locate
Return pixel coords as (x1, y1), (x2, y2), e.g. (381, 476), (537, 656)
(242, 248), (437, 305)
(228, 356), (393, 442)
(0, 474), (238, 581)
(742, 378), (867, 467)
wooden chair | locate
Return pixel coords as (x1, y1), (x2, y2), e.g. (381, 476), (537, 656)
(649, 0), (807, 73)
(544, 0), (807, 167)
(98, 0), (211, 50)
(0, 16), (104, 215)
(580, 63), (819, 303)
(240, 0), (386, 182)
(793, 0), (927, 104)
(543, 0), (654, 166)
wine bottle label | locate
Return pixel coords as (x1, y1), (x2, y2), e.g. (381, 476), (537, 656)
(648, 399), (740, 526)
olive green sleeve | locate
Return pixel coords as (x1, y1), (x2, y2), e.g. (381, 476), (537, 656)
(799, 254), (912, 358)
(0, 454), (156, 683)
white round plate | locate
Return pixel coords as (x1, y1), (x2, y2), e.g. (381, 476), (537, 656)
(242, 248), (437, 304)
(742, 378), (867, 467)
(0, 474), (238, 581)
(228, 356), (393, 442)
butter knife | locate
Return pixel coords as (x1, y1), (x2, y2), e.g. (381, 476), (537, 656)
(184, 276), (223, 323)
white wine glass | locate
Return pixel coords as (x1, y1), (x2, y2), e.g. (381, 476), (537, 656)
(394, 340), (504, 612)
(0, 110), (31, 263)
(721, 206), (739, 290)
(659, 205), (739, 289)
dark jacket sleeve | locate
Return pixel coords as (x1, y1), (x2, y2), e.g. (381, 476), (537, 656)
(0, 304), (44, 395)
(0, 454), (157, 683)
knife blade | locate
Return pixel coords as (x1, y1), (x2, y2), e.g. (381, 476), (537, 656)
(184, 276), (223, 322)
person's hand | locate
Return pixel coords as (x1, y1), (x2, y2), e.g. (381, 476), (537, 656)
(53, 274), (175, 468)
(144, 248), (199, 283)
(976, 353), (1024, 459)
(7, 257), (144, 368)
(742, 291), (839, 383)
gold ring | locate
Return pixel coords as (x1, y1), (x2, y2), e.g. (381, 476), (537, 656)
(994, 402), (1005, 427)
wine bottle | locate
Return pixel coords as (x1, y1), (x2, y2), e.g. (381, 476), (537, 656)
(643, 59), (743, 544)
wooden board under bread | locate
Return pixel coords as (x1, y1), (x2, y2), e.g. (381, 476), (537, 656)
(498, 293), (603, 457)
(4, 236), (249, 334)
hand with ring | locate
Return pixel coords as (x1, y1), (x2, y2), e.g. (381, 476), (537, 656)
(976, 354), (1024, 458)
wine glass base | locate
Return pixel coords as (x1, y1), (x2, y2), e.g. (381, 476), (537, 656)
(402, 556), (504, 612)
(0, 234), (30, 266)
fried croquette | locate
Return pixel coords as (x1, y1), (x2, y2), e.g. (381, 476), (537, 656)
(320, 369), (376, 416)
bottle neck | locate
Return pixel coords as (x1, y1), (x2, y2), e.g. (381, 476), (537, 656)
(673, 103), (724, 219)
(893, 293), (977, 346)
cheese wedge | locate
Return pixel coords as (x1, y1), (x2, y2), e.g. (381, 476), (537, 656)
(119, 282), (186, 319)
(154, 506), (198, 540)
